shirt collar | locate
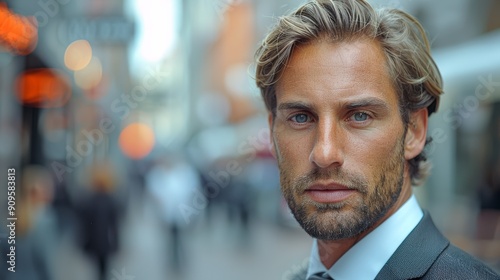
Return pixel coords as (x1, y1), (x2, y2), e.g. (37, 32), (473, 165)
(306, 195), (423, 280)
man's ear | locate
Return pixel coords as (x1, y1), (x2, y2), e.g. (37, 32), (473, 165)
(268, 112), (277, 159)
(404, 108), (428, 160)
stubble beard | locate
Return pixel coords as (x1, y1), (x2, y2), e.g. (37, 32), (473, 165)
(279, 138), (405, 241)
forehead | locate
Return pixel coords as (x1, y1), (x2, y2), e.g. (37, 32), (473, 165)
(275, 38), (397, 106)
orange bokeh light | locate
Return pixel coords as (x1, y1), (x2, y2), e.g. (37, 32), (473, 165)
(16, 68), (71, 108)
(0, 3), (38, 55)
(119, 123), (155, 159)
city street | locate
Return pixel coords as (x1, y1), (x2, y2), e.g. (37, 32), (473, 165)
(54, 197), (312, 280)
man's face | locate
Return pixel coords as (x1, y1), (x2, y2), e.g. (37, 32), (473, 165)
(271, 38), (408, 240)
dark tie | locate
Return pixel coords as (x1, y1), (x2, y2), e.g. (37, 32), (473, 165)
(308, 272), (333, 280)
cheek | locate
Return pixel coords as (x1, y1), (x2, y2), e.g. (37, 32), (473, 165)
(344, 129), (403, 180)
(274, 130), (312, 170)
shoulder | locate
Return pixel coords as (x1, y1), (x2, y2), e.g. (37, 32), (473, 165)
(423, 244), (500, 280)
(377, 212), (500, 279)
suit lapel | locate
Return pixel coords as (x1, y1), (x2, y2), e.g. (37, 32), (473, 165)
(375, 212), (449, 279)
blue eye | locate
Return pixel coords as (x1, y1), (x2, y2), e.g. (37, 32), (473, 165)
(292, 114), (309, 123)
(352, 112), (369, 122)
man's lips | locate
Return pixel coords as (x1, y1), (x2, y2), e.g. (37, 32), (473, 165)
(305, 183), (356, 203)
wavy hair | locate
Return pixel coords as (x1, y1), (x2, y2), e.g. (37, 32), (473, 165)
(255, 0), (444, 185)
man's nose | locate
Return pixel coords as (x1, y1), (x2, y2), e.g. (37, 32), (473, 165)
(309, 119), (344, 168)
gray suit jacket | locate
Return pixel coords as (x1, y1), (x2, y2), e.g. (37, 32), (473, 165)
(286, 213), (500, 280)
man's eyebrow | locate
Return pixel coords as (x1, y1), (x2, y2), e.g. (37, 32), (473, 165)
(344, 98), (390, 111)
(276, 98), (390, 112)
(277, 102), (313, 111)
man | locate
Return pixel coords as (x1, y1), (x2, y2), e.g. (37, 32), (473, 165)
(254, 0), (500, 279)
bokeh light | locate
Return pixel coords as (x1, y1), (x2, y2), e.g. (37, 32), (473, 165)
(64, 40), (93, 71)
(74, 56), (103, 90)
(0, 4), (38, 55)
(15, 68), (71, 108)
(119, 122), (155, 159)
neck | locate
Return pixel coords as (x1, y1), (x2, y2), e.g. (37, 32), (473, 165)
(317, 180), (413, 268)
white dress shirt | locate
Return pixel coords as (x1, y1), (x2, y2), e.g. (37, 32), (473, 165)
(306, 195), (424, 280)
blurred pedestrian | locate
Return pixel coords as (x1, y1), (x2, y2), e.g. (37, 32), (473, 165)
(226, 163), (252, 247)
(78, 162), (120, 280)
(1, 165), (57, 280)
(146, 154), (201, 273)
(477, 102), (500, 240)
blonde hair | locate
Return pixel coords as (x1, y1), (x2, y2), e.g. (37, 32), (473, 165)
(255, 0), (443, 185)
(18, 165), (54, 235)
(88, 161), (117, 192)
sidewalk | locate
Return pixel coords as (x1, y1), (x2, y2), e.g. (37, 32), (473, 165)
(55, 198), (312, 280)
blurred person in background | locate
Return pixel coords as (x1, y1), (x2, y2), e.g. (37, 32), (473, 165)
(128, 160), (150, 203)
(1, 165), (57, 280)
(50, 163), (74, 237)
(225, 157), (254, 248)
(477, 101), (500, 239)
(255, 0), (500, 279)
(146, 153), (202, 273)
(78, 162), (120, 280)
